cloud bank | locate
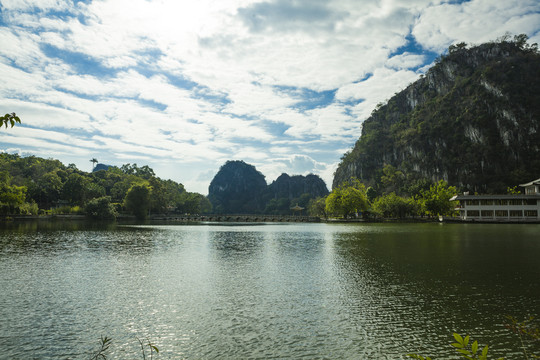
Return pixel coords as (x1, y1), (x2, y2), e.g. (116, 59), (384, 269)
(1, 0), (539, 193)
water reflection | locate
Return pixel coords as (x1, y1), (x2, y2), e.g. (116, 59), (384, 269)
(0, 222), (538, 359)
(329, 223), (540, 358)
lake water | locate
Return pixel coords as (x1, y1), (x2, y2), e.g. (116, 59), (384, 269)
(0, 221), (539, 359)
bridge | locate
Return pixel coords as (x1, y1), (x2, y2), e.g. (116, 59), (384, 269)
(150, 214), (322, 223)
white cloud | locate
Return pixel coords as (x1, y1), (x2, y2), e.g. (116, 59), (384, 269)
(413, 0), (540, 52)
(258, 153), (330, 189)
(386, 52), (426, 70)
(336, 67), (420, 120)
(0, 0), (71, 12)
(0, 0), (538, 193)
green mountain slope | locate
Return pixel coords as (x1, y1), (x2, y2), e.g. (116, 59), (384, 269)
(208, 160), (328, 214)
(333, 36), (540, 194)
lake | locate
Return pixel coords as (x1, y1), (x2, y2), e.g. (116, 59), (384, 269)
(0, 221), (539, 359)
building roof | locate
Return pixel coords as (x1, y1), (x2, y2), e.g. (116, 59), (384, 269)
(520, 178), (540, 187)
(451, 194), (540, 201)
(290, 204), (304, 211)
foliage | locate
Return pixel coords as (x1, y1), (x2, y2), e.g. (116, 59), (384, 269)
(0, 112), (21, 128)
(334, 34), (540, 194)
(51, 205), (84, 215)
(120, 163), (156, 180)
(176, 191), (212, 214)
(90, 158), (98, 171)
(507, 186), (521, 194)
(124, 185), (151, 220)
(380, 164), (405, 194)
(417, 180), (458, 217)
(90, 336), (112, 360)
(137, 337), (159, 360)
(0, 170), (30, 215)
(85, 196), (117, 220)
(325, 178), (369, 218)
(264, 197), (292, 215)
(372, 192), (417, 218)
(366, 186), (378, 203)
(307, 196), (327, 218)
(409, 316), (539, 360)
(0, 153), (203, 217)
(17, 201), (38, 215)
(408, 333), (503, 360)
(505, 316), (540, 359)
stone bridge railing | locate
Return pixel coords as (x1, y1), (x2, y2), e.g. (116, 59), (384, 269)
(151, 214), (321, 223)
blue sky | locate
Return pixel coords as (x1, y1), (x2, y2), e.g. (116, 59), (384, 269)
(1, 0), (539, 194)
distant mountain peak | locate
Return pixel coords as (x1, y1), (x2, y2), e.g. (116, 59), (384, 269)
(334, 37), (540, 194)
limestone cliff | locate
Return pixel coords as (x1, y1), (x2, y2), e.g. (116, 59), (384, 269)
(333, 38), (540, 194)
(208, 160), (267, 214)
(268, 173), (329, 200)
(208, 161), (329, 214)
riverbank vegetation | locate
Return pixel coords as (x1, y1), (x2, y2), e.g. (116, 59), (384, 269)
(307, 171), (459, 220)
(0, 153), (210, 220)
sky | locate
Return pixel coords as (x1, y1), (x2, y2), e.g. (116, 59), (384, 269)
(1, 0), (539, 194)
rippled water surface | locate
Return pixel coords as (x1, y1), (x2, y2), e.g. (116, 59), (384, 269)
(0, 221), (539, 359)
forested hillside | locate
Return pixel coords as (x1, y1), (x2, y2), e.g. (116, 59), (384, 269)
(334, 35), (540, 194)
(0, 153), (210, 218)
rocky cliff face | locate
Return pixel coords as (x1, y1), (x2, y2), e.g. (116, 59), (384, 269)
(268, 173), (329, 200)
(208, 161), (329, 214)
(333, 39), (540, 193)
(208, 160), (267, 214)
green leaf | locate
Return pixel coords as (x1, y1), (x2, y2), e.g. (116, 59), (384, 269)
(471, 340), (478, 354)
(456, 348), (471, 355)
(151, 345), (159, 353)
(463, 335), (470, 347)
(452, 342), (464, 348)
(482, 345), (488, 357)
(454, 333), (464, 345)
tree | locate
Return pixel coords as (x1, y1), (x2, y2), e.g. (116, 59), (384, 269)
(366, 186), (378, 203)
(84, 182), (106, 201)
(120, 163), (155, 179)
(380, 164), (405, 195)
(124, 184), (151, 220)
(372, 193), (416, 219)
(30, 171), (63, 209)
(176, 192), (212, 214)
(1, 113), (21, 128)
(85, 196), (117, 220)
(0, 171), (27, 214)
(90, 158), (98, 171)
(325, 178), (369, 218)
(62, 173), (87, 205)
(417, 180), (458, 217)
(307, 197), (327, 218)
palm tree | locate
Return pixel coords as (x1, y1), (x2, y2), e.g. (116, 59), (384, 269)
(90, 158), (98, 171)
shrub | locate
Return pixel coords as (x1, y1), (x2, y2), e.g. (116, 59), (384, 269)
(85, 196), (117, 220)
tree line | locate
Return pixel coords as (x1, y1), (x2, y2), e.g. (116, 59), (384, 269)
(307, 165), (459, 219)
(0, 153), (210, 220)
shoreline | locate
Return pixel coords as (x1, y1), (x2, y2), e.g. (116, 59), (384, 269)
(2, 214), (539, 224)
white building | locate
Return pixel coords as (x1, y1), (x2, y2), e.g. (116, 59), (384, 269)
(450, 178), (540, 221)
